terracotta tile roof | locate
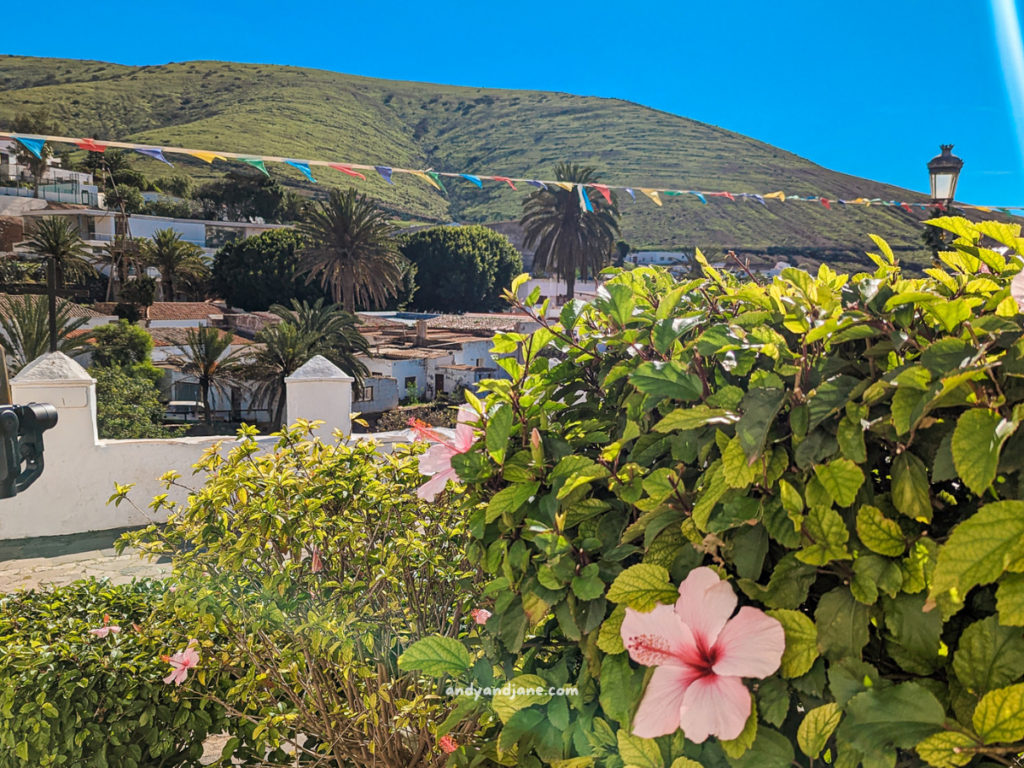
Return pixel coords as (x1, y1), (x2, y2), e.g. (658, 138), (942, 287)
(147, 327), (252, 348)
(0, 294), (108, 319)
(91, 302), (229, 322)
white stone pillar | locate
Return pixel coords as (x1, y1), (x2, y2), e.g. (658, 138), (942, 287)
(284, 355), (354, 438)
(11, 352), (98, 449)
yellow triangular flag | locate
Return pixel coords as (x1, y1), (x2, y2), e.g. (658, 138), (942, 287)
(640, 188), (662, 207)
(763, 191), (786, 202)
(551, 181), (574, 192)
(410, 171), (441, 191)
(851, 198), (870, 206)
(188, 151), (226, 164)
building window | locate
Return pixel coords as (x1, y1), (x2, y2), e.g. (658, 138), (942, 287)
(476, 358), (485, 367)
(356, 386), (374, 403)
(404, 377), (417, 390)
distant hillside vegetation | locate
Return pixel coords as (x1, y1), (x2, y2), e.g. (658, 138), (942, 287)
(0, 55), (974, 269)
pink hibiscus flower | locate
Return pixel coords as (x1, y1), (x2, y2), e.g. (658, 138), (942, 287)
(162, 640), (200, 686)
(88, 613), (121, 638)
(410, 407), (478, 502)
(470, 608), (492, 625)
(438, 735), (459, 754)
(620, 566), (785, 742)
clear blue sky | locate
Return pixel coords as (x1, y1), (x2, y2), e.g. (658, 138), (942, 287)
(6, 0), (1023, 205)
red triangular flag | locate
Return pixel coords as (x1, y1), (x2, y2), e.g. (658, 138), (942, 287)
(329, 164), (366, 181)
(591, 184), (612, 204)
(934, 202), (947, 212)
(77, 138), (106, 153)
(709, 191), (735, 201)
(492, 176), (517, 191)
(901, 202), (912, 213)
(820, 198), (831, 210)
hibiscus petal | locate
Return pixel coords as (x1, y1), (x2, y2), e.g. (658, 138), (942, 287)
(621, 603), (697, 667)
(163, 671), (178, 685)
(417, 469), (455, 501)
(678, 674), (751, 743)
(674, 567), (737, 647)
(712, 607), (785, 679)
(631, 665), (692, 738)
(457, 406), (479, 424)
(453, 422), (476, 453)
(418, 444), (455, 475)
(184, 648), (200, 667)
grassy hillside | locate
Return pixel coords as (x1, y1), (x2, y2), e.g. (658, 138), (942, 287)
(0, 54), (965, 268)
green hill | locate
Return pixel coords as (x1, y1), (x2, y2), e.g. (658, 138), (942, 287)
(0, 54), (962, 269)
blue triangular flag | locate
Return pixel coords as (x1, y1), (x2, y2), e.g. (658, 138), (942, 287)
(13, 136), (46, 159)
(461, 174), (482, 188)
(134, 147), (173, 167)
(625, 188), (636, 200)
(286, 161), (316, 183)
(376, 166), (393, 185)
(753, 195), (766, 207)
(578, 184), (593, 213)
(526, 180), (547, 190)
(690, 191), (707, 205)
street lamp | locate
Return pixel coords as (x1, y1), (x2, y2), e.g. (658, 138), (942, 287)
(927, 144), (964, 205)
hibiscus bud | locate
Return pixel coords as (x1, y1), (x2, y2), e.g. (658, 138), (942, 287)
(470, 608), (492, 625)
(530, 428), (544, 464)
(439, 735), (459, 754)
(311, 549), (323, 573)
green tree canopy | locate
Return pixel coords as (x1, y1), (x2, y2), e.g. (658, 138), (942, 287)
(0, 295), (90, 373)
(399, 225), (522, 313)
(211, 229), (324, 311)
(92, 366), (178, 439)
(90, 319), (154, 368)
(196, 171), (302, 223)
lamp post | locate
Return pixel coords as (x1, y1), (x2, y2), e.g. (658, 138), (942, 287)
(927, 144), (964, 206)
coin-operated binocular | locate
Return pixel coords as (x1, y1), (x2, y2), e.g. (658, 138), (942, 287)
(0, 403), (58, 498)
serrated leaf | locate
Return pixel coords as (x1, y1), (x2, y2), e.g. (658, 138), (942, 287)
(692, 461), (728, 531)
(930, 501), (1024, 603)
(606, 563), (678, 611)
(798, 703), (842, 759)
(891, 452), (932, 522)
(616, 729), (663, 768)
(796, 506), (851, 566)
(915, 731), (977, 768)
(815, 587), (870, 661)
(767, 609), (819, 678)
(814, 459), (865, 507)
(498, 708), (544, 752)
(757, 676), (791, 727)
(669, 760), (703, 768)
(996, 573), (1024, 626)
(630, 361), (703, 402)
(486, 482), (540, 523)
(739, 553), (817, 609)
(492, 674), (551, 722)
(486, 404), (514, 463)
(723, 436), (758, 488)
(597, 604), (626, 654)
(736, 387), (786, 461)
(856, 505), (905, 557)
(398, 636), (470, 676)
(953, 615), (1024, 697)
(724, 726), (794, 768)
(951, 409), (1017, 495)
(721, 697), (758, 758)
(839, 683), (944, 755)
(654, 406), (737, 433)
(973, 683), (1024, 743)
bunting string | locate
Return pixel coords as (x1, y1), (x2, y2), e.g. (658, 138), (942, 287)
(2, 131), (1019, 215)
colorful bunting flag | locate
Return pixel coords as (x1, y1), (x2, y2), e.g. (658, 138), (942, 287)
(188, 151), (226, 164)
(689, 191), (707, 204)
(625, 188), (636, 200)
(376, 166), (394, 185)
(286, 161), (316, 182)
(640, 189), (662, 207)
(820, 198), (831, 210)
(709, 191), (735, 201)
(763, 191), (786, 202)
(752, 194), (766, 207)
(239, 158), (270, 177)
(526, 180), (547, 190)
(664, 191), (683, 197)
(411, 170), (441, 191)
(578, 184), (593, 213)
(460, 174), (482, 188)
(552, 182), (574, 192)
(591, 184), (612, 204)
(134, 147), (173, 166)
(13, 136), (47, 159)
(901, 202), (913, 212)
(76, 138), (106, 153)
(329, 163), (366, 180)
(427, 172), (447, 194)
(492, 176), (517, 191)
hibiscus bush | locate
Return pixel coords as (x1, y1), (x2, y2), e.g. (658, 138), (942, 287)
(116, 422), (482, 768)
(400, 217), (1024, 768)
(0, 578), (254, 768)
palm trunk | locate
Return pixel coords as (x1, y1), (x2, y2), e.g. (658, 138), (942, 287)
(163, 275), (174, 302)
(273, 385), (287, 431)
(201, 379), (212, 424)
(565, 269), (576, 301)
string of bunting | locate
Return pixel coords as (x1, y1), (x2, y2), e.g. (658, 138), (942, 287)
(2, 131), (1018, 215)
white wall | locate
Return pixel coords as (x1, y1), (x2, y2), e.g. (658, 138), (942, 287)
(128, 216), (206, 246)
(357, 376), (400, 413)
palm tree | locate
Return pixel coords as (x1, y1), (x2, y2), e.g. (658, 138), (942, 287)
(521, 163), (621, 300)
(244, 322), (321, 430)
(0, 295), (91, 373)
(269, 298), (369, 390)
(143, 229), (209, 302)
(24, 216), (96, 287)
(296, 187), (405, 313)
(11, 110), (55, 198)
(168, 326), (247, 424)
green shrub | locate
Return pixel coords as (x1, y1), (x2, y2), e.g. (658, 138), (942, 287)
(0, 578), (257, 768)
(401, 218), (1024, 768)
(93, 366), (181, 440)
(118, 422), (482, 767)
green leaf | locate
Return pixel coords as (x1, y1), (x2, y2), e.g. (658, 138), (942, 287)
(996, 573), (1024, 626)
(617, 729), (664, 768)
(723, 436), (757, 488)
(973, 683), (1024, 744)
(606, 563), (678, 611)
(914, 732), (977, 768)
(692, 461), (728, 531)
(951, 409), (1017, 495)
(795, 506), (851, 566)
(891, 452), (932, 523)
(856, 506), (905, 557)
(837, 417), (867, 463)
(725, 727), (795, 768)
(486, 404), (514, 463)
(629, 361), (703, 402)
(738, 553), (817, 609)
(597, 604), (626, 654)
(498, 708), (545, 752)
(757, 676), (791, 728)
(397, 636), (470, 676)
(669, 760), (703, 768)
(814, 459), (865, 507)
(839, 683), (944, 755)
(953, 615), (1024, 697)
(798, 703), (842, 759)
(736, 387), (786, 461)
(815, 587), (870, 661)
(492, 674), (552, 722)
(852, 555), (903, 605)
(884, 592), (942, 659)
(654, 406), (737, 433)
(572, 570), (606, 601)
(486, 482), (540, 523)
(766, 608), (819, 678)
(721, 697), (758, 758)
(930, 501), (1024, 603)
(600, 652), (639, 726)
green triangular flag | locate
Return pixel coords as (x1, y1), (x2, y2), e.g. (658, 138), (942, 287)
(427, 172), (447, 195)
(239, 157), (270, 177)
